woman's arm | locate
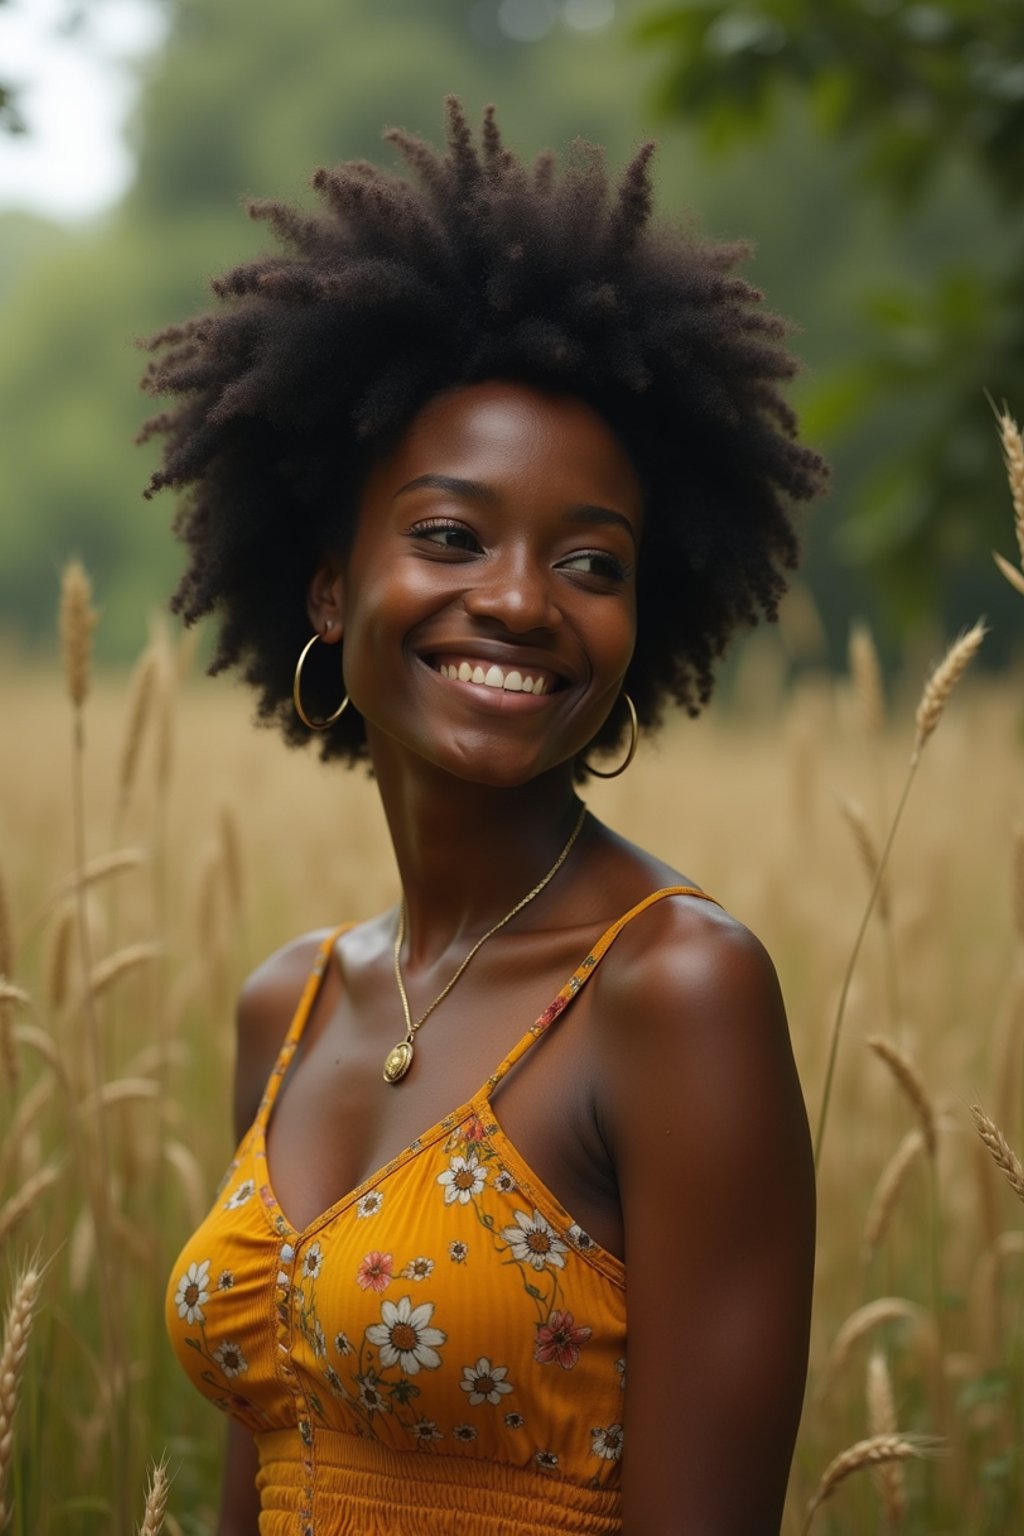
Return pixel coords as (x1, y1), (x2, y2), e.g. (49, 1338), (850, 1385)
(593, 902), (815, 1536)
(215, 933), (328, 1536)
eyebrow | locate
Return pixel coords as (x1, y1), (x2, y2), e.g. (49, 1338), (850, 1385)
(394, 474), (638, 548)
(394, 474), (497, 503)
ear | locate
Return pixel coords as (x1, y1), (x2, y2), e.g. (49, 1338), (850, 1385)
(307, 556), (345, 642)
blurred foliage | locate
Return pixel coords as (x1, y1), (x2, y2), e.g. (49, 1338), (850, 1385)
(1, 0), (25, 134)
(1, 0), (1023, 666)
(638, 0), (1024, 633)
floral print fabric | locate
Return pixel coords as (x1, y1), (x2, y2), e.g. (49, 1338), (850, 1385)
(166, 889), (717, 1531)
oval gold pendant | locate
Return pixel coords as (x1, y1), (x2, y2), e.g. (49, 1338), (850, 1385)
(383, 1039), (414, 1084)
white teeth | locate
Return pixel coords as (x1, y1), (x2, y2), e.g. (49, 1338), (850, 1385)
(436, 659), (551, 694)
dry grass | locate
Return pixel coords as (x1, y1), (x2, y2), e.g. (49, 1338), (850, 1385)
(0, 1262), (41, 1529)
(0, 616), (1022, 1531)
(912, 621), (987, 759)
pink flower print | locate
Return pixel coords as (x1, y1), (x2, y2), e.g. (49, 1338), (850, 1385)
(356, 1251), (394, 1293)
(463, 1115), (486, 1143)
(534, 995), (568, 1033)
(533, 1310), (592, 1370)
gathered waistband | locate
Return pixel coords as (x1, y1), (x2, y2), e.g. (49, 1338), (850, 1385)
(255, 1427), (622, 1536)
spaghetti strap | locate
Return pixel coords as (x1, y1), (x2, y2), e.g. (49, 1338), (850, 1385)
(255, 923), (352, 1127)
(486, 885), (721, 1092)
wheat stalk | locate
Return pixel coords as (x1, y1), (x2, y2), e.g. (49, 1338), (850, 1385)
(867, 1037), (938, 1157)
(839, 798), (890, 921)
(11, 1022), (68, 1088)
(0, 1261), (41, 1529)
(816, 623), (984, 1167)
(163, 1139), (209, 1228)
(220, 805), (244, 916)
(848, 622), (886, 737)
(59, 559), (98, 710)
(863, 1129), (925, 1262)
(1012, 824), (1024, 946)
(118, 646), (159, 816)
(912, 621), (987, 762)
(0, 869), (14, 1089)
(0, 1075), (55, 1188)
(819, 1298), (934, 1398)
(994, 400), (1024, 564)
(866, 1352), (906, 1528)
(86, 942), (162, 1003)
(137, 1455), (170, 1536)
(969, 1103), (1024, 1204)
(0, 1163), (61, 1247)
(802, 1435), (935, 1533)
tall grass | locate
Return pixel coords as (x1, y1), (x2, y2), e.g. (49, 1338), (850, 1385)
(0, 517), (1023, 1530)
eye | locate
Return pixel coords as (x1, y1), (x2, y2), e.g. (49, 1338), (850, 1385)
(557, 550), (631, 583)
(407, 519), (482, 554)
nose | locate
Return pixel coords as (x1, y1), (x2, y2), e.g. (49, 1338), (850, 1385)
(462, 551), (563, 633)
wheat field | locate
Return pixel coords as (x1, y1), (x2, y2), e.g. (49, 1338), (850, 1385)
(1, 573), (1023, 1532)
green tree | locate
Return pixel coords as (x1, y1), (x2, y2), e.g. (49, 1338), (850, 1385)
(639, 0), (1024, 634)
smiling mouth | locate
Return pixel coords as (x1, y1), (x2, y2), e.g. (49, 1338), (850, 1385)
(427, 655), (563, 696)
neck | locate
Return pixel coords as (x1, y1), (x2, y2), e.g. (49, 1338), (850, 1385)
(366, 731), (585, 964)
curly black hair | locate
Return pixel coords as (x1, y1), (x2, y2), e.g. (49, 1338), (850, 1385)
(140, 98), (827, 770)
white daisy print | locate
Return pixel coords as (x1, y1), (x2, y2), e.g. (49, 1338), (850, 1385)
(452, 1423), (477, 1442)
(504, 1411), (524, 1429)
(566, 1223), (595, 1252)
(437, 1151), (488, 1206)
(400, 1256), (435, 1282)
(494, 1169), (516, 1194)
(408, 1419), (444, 1444)
(365, 1295), (446, 1375)
(356, 1373), (391, 1415)
(212, 1340), (248, 1378)
(174, 1259), (211, 1325)
(501, 1209), (568, 1271)
(460, 1357), (513, 1405)
(615, 1357), (626, 1390)
(356, 1190), (384, 1219)
(223, 1179), (255, 1210)
(591, 1423), (624, 1461)
(534, 1450), (559, 1471)
(302, 1242), (323, 1280)
(311, 1319), (328, 1359)
(448, 1240), (468, 1263)
(335, 1331), (353, 1356)
(216, 1270), (235, 1291)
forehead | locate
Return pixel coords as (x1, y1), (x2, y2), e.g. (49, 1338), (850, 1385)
(365, 380), (644, 520)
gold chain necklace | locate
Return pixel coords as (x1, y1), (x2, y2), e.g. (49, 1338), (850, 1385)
(383, 801), (588, 1084)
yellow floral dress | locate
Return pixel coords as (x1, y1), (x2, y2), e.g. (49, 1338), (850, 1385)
(166, 887), (717, 1535)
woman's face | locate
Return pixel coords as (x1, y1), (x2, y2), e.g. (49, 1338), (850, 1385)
(314, 380), (643, 787)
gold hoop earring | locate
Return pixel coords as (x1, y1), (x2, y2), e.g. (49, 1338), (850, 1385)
(293, 631), (350, 730)
(582, 694), (638, 779)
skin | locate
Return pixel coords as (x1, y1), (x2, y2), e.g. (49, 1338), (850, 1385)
(215, 381), (815, 1536)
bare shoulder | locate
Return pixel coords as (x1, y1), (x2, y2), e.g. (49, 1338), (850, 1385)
(593, 888), (785, 1045)
(588, 891), (807, 1173)
(231, 928), (338, 1140)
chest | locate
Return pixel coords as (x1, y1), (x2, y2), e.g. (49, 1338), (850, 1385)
(263, 935), (621, 1253)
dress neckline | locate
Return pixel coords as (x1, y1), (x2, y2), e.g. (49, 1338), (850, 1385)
(252, 885), (719, 1243)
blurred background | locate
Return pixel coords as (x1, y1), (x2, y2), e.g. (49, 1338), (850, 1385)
(2, 0), (1023, 674)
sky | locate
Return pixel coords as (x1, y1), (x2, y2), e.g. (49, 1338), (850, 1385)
(0, 0), (167, 220)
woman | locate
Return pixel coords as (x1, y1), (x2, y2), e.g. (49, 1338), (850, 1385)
(149, 101), (822, 1536)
